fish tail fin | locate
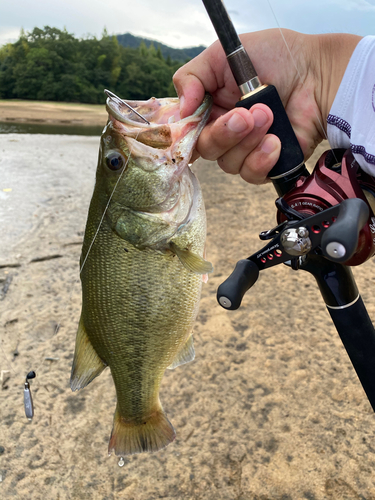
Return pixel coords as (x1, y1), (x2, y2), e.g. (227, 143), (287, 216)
(108, 403), (176, 456)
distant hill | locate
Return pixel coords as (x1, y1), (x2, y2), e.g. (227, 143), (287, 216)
(116, 33), (206, 62)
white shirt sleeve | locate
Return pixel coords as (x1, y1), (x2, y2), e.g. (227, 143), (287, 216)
(327, 36), (375, 176)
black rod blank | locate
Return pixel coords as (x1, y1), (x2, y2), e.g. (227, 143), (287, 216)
(202, 0), (242, 55)
(202, 0), (258, 86)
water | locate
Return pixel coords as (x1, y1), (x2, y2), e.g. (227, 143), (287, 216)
(0, 134), (99, 262)
(0, 121), (103, 136)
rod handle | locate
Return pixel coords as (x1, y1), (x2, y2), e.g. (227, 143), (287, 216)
(236, 85), (304, 180)
(328, 297), (375, 412)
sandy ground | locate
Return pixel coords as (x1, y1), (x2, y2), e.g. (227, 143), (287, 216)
(0, 100), (107, 127)
(2, 132), (375, 500)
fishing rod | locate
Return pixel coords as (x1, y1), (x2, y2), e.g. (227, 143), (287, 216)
(202, 0), (375, 411)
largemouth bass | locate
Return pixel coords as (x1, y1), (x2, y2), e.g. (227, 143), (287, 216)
(70, 92), (213, 456)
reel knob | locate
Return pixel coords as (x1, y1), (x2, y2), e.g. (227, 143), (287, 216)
(217, 259), (259, 310)
(321, 198), (369, 263)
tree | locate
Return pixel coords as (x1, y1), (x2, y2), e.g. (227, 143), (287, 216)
(0, 26), (186, 103)
(156, 45), (163, 61)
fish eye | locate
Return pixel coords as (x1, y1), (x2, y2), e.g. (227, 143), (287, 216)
(106, 152), (125, 171)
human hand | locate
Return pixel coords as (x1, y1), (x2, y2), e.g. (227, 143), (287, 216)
(173, 29), (361, 184)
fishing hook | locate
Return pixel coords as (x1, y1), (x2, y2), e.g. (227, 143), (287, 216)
(104, 89), (150, 125)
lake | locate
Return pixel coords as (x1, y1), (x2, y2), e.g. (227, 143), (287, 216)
(0, 121), (103, 135)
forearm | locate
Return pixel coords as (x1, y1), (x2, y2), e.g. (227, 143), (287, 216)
(314, 33), (362, 128)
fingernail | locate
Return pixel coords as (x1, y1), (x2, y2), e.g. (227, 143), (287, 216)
(251, 108), (268, 128)
(261, 136), (278, 154)
(227, 113), (247, 133)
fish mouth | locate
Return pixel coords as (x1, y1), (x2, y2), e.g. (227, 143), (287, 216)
(105, 91), (212, 155)
(104, 91), (212, 225)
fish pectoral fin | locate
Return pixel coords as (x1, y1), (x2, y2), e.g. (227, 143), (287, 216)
(70, 317), (107, 391)
(167, 334), (195, 370)
(170, 242), (213, 275)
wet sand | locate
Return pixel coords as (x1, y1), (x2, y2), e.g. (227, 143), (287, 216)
(0, 100), (107, 127)
(2, 135), (375, 499)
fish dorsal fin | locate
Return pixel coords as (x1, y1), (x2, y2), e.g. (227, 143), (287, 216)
(70, 317), (107, 391)
(167, 334), (195, 370)
(170, 242), (213, 275)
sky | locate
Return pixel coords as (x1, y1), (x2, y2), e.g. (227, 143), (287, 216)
(0, 0), (375, 49)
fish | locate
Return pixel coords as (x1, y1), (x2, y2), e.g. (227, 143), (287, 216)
(70, 91), (213, 456)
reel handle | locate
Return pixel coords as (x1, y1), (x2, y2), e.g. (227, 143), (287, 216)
(321, 198), (369, 263)
(217, 259), (259, 310)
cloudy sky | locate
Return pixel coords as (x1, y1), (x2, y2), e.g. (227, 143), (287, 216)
(1, 0), (375, 49)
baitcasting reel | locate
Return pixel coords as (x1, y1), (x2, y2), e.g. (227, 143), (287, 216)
(216, 147), (375, 412)
(202, 0), (375, 412)
(217, 148), (375, 311)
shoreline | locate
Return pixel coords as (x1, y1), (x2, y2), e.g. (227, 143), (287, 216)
(0, 99), (108, 127)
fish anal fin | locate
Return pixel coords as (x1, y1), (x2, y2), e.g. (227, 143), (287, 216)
(170, 242), (213, 275)
(167, 334), (195, 370)
(70, 317), (106, 391)
(108, 403), (176, 456)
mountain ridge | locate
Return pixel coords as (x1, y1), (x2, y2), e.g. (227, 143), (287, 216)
(116, 32), (206, 62)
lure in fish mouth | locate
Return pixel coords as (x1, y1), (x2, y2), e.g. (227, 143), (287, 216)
(105, 89), (212, 155)
(70, 92), (213, 456)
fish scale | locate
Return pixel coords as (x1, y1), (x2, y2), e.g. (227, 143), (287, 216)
(81, 213), (202, 437)
(70, 93), (213, 456)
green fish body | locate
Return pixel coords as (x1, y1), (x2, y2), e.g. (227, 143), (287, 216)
(71, 94), (212, 456)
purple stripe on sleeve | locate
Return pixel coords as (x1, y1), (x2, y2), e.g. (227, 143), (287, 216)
(327, 114), (351, 138)
(327, 114), (375, 167)
(351, 145), (375, 166)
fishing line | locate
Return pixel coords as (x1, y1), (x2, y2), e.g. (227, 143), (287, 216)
(33, 128), (141, 372)
(79, 138), (138, 274)
(265, 0), (338, 163)
(3, 119), (142, 421)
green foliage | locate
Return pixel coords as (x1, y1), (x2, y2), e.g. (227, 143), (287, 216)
(0, 26), (188, 103)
